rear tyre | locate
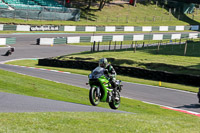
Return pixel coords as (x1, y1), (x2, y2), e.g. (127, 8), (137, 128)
(89, 87), (100, 106)
(109, 91), (120, 109)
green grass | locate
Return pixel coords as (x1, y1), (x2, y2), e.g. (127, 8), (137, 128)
(0, 68), (88, 104)
(0, 112), (200, 133)
(67, 38), (193, 46)
(6, 59), (198, 93)
(54, 41), (200, 77)
(1, 2), (200, 26)
(0, 68), (200, 132)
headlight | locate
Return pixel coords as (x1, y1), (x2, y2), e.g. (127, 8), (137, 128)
(89, 74), (92, 79)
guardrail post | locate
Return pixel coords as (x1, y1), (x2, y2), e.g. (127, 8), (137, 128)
(90, 43), (93, 52)
(97, 42), (100, 51)
(93, 41), (96, 52)
(131, 41), (133, 48)
(157, 41), (160, 52)
(120, 41), (122, 49)
(142, 42), (145, 48)
(193, 40), (195, 50)
(134, 41), (137, 53)
(114, 41), (116, 51)
(184, 41), (187, 56)
(109, 41), (111, 51)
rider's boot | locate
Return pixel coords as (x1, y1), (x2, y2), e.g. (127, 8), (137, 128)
(113, 87), (120, 101)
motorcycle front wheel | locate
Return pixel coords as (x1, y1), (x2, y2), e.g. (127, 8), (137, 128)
(109, 91), (120, 109)
(89, 87), (100, 106)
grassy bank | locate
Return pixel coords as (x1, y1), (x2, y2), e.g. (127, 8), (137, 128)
(0, 69), (199, 132)
(52, 41), (200, 77)
(6, 59), (198, 93)
(0, 3), (200, 26)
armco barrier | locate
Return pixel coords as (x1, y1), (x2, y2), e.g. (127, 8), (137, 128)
(38, 59), (200, 87)
(0, 37), (16, 45)
(38, 32), (200, 45)
(0, 24), (199, 32)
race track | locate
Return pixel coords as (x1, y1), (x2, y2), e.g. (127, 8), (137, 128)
(0, 33), (199, 113)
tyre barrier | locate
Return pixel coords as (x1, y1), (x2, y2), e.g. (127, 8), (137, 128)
(37, 32), (200, 45)
(0, 37), (16, 45)
(38, 58), (200, 87)
(1, 24), (199, 32)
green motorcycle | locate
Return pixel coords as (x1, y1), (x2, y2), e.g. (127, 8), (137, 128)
(87, 66), (123, 109)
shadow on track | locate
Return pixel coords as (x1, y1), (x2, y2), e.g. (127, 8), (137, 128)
(175, 104), (200, 109)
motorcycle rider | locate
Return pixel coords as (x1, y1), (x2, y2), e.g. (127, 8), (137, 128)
(99, 58), (117, 94)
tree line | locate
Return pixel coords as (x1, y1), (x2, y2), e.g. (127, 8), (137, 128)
(69, 0), (199, 10)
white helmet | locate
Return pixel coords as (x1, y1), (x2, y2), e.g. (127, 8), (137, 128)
(99, 58), (108, 68)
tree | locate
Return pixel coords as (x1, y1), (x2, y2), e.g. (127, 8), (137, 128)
(81, 0), (112, 10)
(171, 0), (200, 4)
(86, 0), (92, 9)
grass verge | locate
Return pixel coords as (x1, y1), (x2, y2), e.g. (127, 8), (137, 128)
(1, 112), (200, 133)
(54, 41), (200, 76)
(6, 59), (198, 92)
(0, 68), (199, 132)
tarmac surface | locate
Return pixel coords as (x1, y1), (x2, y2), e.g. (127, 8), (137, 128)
(0, 33), (199, 113)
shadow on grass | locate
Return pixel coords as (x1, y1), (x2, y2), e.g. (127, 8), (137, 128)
(73, 0), (162, 22)
(138, 42), (200, 58)
(157, 1), (200, 26)
(56, 46), (200, 75)
(73, 1), (131, 21)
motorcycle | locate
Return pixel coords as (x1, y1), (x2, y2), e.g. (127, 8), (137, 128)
(87, 66), (123, 109)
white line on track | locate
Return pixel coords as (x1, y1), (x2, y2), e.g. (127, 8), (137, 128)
(2, 58), (200, 116)
(123, 81), (197, 95)
(2, 58), (197, 95)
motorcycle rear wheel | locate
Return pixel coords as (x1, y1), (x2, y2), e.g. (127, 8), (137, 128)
(89, 87), (100, 106)
(109, 91), (120, 109)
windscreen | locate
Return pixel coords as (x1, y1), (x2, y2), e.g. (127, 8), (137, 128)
(89, 67), (104, 79)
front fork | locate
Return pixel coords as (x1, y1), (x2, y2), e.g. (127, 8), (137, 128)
(107, 89), (113, 102)
(96, 87), (101, 98)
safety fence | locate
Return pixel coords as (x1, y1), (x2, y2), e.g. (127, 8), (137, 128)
(0, 8), (80, 21)
(38, 32), (200, 45)
(0, 24), (199, 32)
(0, 37), (16, 45)
(38, 59), (200, 87)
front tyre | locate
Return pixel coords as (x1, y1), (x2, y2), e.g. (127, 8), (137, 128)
(109, 91), (120, 109)
(89, 87), (100, 106)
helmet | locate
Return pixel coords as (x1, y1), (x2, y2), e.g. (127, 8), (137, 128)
(99, 58), (108, 68)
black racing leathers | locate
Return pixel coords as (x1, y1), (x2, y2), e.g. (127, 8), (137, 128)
(105, 64), (117, 91)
